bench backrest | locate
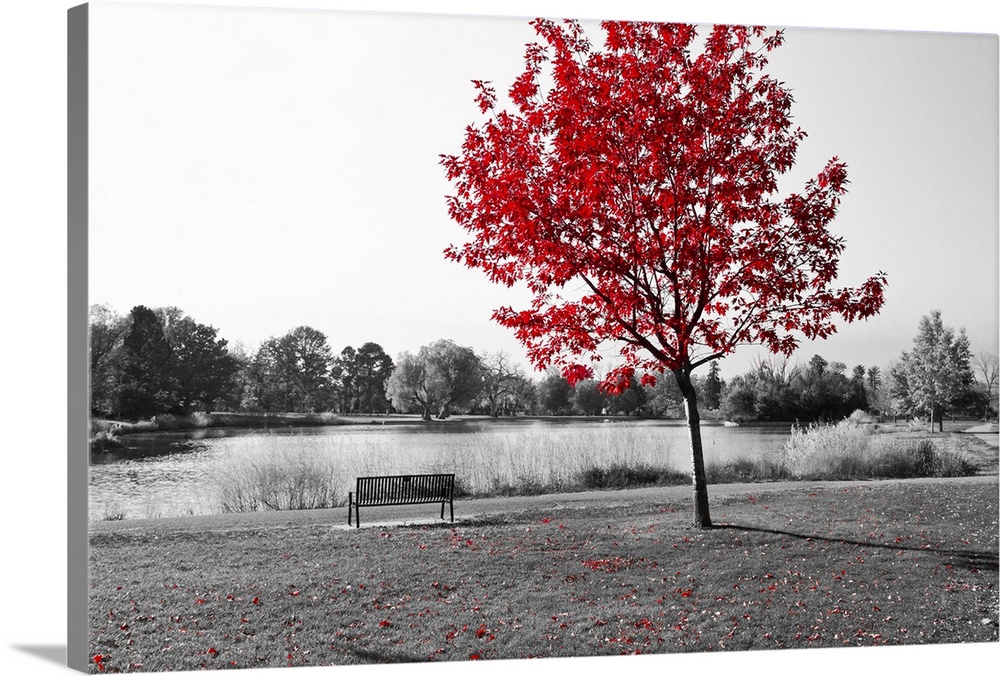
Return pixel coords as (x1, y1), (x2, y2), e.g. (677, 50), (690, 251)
(355, 474), (454, 506)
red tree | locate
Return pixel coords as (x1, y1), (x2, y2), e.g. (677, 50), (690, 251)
(441, 20), (886, 527)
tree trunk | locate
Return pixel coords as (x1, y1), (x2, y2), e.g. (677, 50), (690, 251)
(674, 368), (712, 529)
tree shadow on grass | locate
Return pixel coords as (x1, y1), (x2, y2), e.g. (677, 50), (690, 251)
(714, 523), (999, 571)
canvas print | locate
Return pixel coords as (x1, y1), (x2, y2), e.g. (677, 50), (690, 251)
(74, 1), (998, 673)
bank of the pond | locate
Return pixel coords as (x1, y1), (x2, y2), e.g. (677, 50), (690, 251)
(92, 411), (354, 435)
(88, 412), (640, 451)
(91, 413), (998, 438)
(90, 412), (368, 451)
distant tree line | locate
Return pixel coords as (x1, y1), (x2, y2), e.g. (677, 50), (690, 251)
(90, 305), (239, 420)
(90, 305), (997, 424)
(89, 304), (397, 420)
(720, 355), (876, 423)
(721, 311), (996, 426)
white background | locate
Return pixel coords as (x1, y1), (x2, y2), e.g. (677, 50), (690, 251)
(1, 2), (997, 676)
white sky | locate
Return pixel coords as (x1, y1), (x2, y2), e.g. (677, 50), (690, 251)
(88, 0), (999, 382)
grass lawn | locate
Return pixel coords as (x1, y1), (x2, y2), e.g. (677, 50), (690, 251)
(88, 477), (998, 672)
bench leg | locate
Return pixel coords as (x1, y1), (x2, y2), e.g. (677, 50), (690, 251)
(355, 502), (361, 529)
(440, 500), (445, 520)
(348, 492), (352, 526)
(449, 497), (454, 523)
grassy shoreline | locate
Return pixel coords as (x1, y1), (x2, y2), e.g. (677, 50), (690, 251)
(91, 411), (354, 436)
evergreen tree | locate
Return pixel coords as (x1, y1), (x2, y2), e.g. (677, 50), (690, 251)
(118, 305), (175, 419)
(353, 343), (394, 414)
(702, 361), (725, 410)
(849, 364), (869, 412)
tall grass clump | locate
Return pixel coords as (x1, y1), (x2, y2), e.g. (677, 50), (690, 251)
(98, 500), (128, 521)
(207, 425), (684, 507)
(782, 420), (975, 480)
(436, 425), (682, 495)
(783, 421), (874, 472)
(211, 432), (442, 512)
(214, 444), (342, 512)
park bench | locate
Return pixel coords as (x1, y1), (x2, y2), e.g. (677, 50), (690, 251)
(348, 473), (455, 528)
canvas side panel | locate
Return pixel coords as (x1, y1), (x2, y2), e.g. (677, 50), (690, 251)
(67, 3), (89, 672)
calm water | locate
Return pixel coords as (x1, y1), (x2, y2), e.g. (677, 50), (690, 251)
(89, 419), (794, 521)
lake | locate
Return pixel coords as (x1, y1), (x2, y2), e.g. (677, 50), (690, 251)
(89, 418), (795, 521)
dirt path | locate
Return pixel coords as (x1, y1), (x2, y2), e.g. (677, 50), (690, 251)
(963, 423), (1000, 446)
(90, 474), (1000, 534)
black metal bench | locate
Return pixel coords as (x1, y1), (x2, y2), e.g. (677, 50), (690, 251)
(348, 473), (455, 528)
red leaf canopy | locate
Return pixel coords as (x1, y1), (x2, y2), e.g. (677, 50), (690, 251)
(442, 20), (886, 394)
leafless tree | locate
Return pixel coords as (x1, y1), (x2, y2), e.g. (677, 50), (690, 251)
(972, 352), (999, 416)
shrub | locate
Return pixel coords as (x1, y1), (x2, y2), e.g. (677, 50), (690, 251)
(486, 476), (550, 496)
(707, 457), (791, 483)
(845, 409), (877, 426)
(910, 440), (977, 477)
(150, 414), (182, 430)
(578, 463), (687, 490)
(90, 419), (120, 434)
(89, 430), (123, 452)
(451, 477), (474, 499)
(190, 412), (215, 428)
